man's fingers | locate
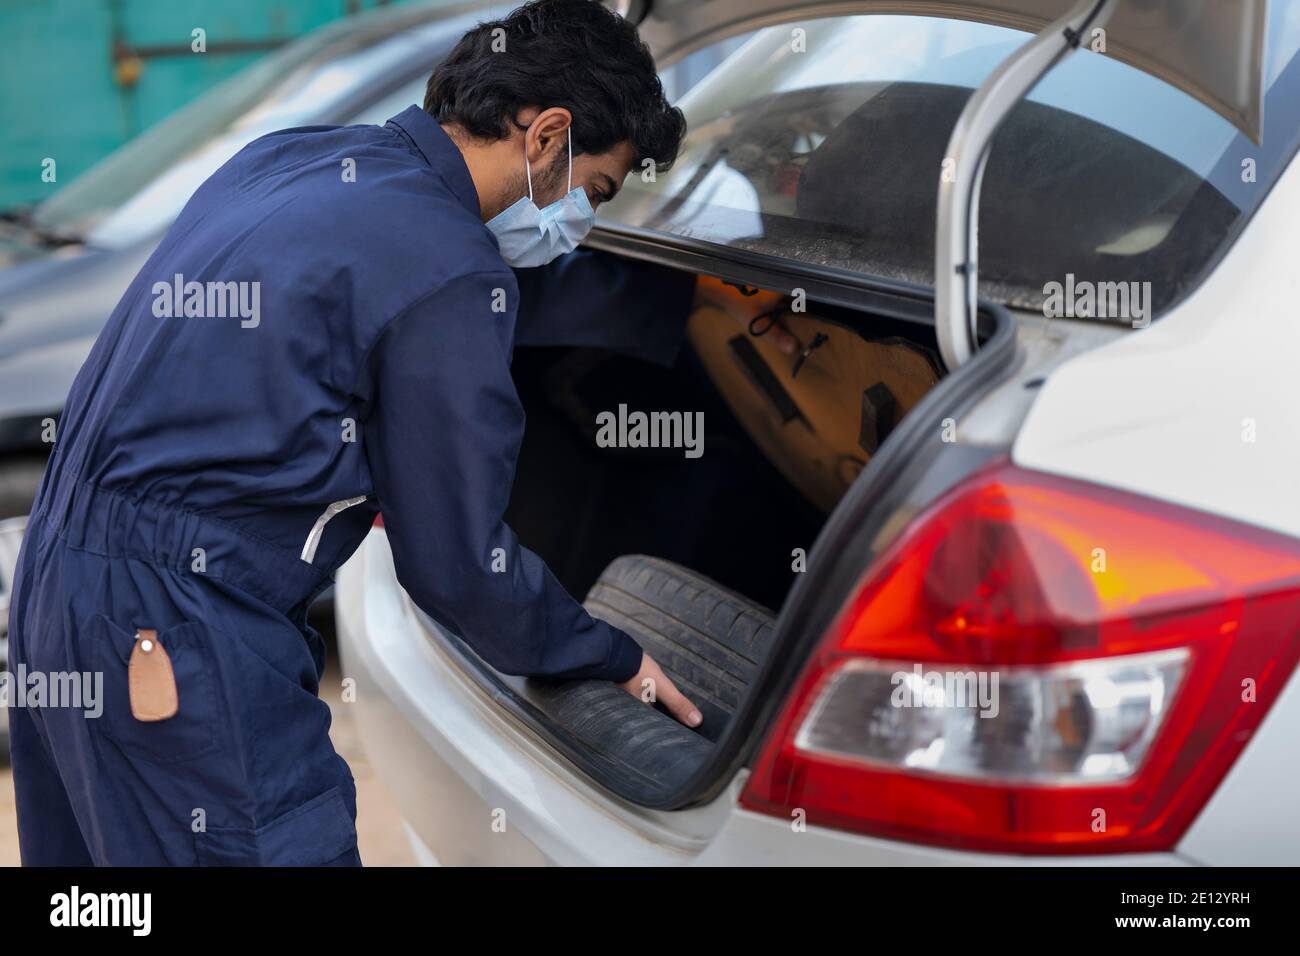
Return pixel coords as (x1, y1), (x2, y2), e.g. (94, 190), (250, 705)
(772, 326), (800, 355)
(746, 308), (799, 355)
(697, 278), (800, 357)
(618, 654), (703, 729)
(656, 674), (703, 728)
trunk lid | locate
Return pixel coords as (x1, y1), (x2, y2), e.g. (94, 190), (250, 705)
(619, 0), (1267, 140)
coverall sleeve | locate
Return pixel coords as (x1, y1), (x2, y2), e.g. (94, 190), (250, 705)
(512, 250), (697, 367)
(364, 269), (644, 682)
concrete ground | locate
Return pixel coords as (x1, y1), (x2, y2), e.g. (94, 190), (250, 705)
(0, 623), (414, 866)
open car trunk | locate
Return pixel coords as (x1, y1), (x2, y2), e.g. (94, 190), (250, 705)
(387, 0), (1279, 817)
(423, 281), (959, 803)
(506, 294), (943, 605)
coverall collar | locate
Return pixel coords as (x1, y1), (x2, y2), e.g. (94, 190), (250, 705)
(387, 105), (481, 217)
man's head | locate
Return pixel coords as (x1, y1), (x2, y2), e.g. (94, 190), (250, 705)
(426, 0), (686, 221)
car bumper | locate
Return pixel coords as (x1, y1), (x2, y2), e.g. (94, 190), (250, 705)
(335, 529), (1190, 867)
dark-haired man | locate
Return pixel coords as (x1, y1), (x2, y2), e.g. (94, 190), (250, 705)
(8, 0), (780, 866)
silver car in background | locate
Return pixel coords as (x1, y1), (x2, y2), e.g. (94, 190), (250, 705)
(0, 1), (509, 754)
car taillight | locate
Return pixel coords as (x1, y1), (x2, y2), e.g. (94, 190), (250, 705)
(742, 461), (1300, 853)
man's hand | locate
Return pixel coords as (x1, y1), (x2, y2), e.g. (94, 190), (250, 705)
(618, 652), (703, 728)
(694, 275), (799, 356)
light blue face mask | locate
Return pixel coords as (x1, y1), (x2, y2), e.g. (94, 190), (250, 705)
(486, 127), (595, 268)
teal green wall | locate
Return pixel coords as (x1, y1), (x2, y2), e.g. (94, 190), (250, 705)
(0, 0), (418, 210)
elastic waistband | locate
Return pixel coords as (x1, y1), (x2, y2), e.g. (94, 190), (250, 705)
(40, 477), (332, 616)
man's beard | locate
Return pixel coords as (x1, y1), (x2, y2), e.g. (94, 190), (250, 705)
(503, 151), (568, 213)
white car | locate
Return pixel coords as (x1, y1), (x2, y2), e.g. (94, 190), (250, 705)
(337, 0), (1300, 866)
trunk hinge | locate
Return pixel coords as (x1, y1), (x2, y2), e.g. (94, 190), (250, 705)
(935, 0), (1117, 370)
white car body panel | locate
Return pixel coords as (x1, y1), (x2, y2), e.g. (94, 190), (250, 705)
(1178, 664), (1300, 866)
(1013, 151), (1300, 540)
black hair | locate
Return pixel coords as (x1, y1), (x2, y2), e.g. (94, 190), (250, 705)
(425, 0), (686, 170)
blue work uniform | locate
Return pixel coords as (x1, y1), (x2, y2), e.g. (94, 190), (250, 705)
(7, 105), (695, 866)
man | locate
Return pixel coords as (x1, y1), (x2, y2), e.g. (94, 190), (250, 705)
(7, 0), (784, 866)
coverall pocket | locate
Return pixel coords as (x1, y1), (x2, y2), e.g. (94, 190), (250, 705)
(194, 786), (358, 866)
(91, 616), (222, 765)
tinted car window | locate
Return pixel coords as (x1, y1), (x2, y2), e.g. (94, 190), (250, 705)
(600, 11), (1300, 318)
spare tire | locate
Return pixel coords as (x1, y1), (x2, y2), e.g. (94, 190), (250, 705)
(584, 555), (777, 741)
(528, 556), (777, 797)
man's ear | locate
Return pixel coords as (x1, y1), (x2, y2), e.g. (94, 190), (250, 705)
(525, 107), (573, 166)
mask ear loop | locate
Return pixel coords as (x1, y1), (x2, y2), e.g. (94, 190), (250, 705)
(524, 135), (534, 202)
(524, 121), (572, 201)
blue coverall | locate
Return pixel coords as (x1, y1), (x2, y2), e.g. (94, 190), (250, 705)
(7, 105), (695, 865)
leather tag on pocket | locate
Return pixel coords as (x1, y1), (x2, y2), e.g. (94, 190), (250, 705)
(128, 628), (179, 722)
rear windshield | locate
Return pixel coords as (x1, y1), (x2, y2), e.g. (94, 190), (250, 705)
(601, 10), (1300, 318)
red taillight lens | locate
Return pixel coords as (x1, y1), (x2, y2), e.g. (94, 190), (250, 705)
(742, 462), (1300, 853)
